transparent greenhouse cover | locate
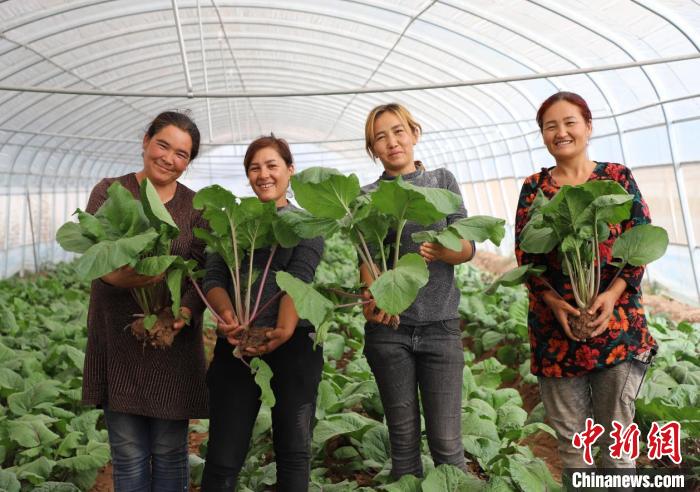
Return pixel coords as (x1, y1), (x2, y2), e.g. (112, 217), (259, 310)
(0, 0), (699, 301)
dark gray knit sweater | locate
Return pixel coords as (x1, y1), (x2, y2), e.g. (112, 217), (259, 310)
(81, 173), (208, 419)
(362, 165), (471, 324)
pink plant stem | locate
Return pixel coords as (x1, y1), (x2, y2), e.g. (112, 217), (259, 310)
(247, 290), (284, 327)
(250, 245), (277, 323)
(189, 277), (226, 324)
(325, 287), (364, 299)
(335, 300), (372, 309)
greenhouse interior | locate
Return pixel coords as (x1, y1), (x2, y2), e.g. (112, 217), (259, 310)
(0, 1), (698, 490)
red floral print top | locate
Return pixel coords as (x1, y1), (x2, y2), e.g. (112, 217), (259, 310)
(515, 162), (658, 377)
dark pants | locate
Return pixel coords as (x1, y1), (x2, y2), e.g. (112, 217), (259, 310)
(201, 326), (323, 492)
(363, 319), (466, 479)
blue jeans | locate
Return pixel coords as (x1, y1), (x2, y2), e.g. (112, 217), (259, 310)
(363, 319), (466, 479)
(104, 408), (189, 492)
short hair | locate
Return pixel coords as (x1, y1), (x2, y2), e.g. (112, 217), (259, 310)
(145, 110), (200, 161)
(536, 92), (592, 131)
(364, 103), (422, 160)
(243, 134), (294, 174)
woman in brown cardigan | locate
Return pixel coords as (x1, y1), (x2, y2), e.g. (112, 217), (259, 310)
(81, 111), (207, 491)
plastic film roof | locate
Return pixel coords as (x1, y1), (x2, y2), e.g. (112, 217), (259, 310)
(1, 0), (700, 295)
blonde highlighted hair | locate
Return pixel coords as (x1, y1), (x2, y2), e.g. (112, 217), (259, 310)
(364, 103), (422, 160)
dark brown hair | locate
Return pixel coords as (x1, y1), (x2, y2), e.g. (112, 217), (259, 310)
(536, 92), (592, 131)
(145, 110), (201, 161)
(243, 134), (293, 174)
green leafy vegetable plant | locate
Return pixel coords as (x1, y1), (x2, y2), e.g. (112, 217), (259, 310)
(56, 179), (201, 348)
(281, 167), (505, 338)
(489, 180), (669, 339)
(191, 184), (302, 358)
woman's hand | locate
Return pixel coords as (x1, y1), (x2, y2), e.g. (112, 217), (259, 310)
(419, 240), (473, 265)
(419, 242), (447, 263)
(587, 290), (618, 337)
(361, 289), (395, 325)
(247, 326), (295, 355)
(173, 307), (192, 332)
(542, 290), (582, 342)
(101, 265), (164, 289)
(216, 309), (244, 346)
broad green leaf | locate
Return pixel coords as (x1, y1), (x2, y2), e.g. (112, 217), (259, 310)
(462, 412), (500, 442)
(250, 357), (276, 407)
(140, 178), (178, 230)
(0, 367), (23, 391)
(412, 228), (463, 252)
(447, 216), (506, 246)
(55, 222), (95, 254)
(193, 184), (237, 211)
(0, 470), (20, 492)
(95, 181), (150, 238)
(56, 431), (83, 457)
(369, 253), (429, 315)
(8, 380), (61, 415)
(361, 425), (391, 463)
(134, 255), (178, 275)
(7, 417), (60, 447)
(381, 474), (422, 492)
(519, 215), (557, 254)
(371, 177), (462, 226)
(612, 224), (668, 266)
(276, 272), (335, 344)
(312, 412), (377, 446)
(411, 230), (439, 244)
(291, 167), (361, 219)
(277, 209), (338, 242)
(496, 405), (528, 433)
(74, 230), (159, 280)
(14, 456), (56, 484)
(484, 264), (545, 295)
(586, 194), (632, 225)
(580, 179), (628, 199)
(421, 464), (485, 492)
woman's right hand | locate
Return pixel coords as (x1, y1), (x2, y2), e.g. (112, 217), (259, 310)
(216, 310), (244, 345)
(101, 265), (164, 289)
(361, 290), (395, 325)
(542, 290), (582, 342)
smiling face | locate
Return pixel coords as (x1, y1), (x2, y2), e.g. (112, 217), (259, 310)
(371, 111), (419, 176)
(141, 124), (192, 186)
(541, 100), (592, 162)
(247, 146), (294, 207)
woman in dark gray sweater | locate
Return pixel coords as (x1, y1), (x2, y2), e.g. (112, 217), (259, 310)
(360, 103), (475, 479)
(201, 135), (324, 492)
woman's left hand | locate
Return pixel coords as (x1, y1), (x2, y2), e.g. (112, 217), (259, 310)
(587, 291), (618, 337)
(173, 307), (192, 332)
(246, 326), (295, 355)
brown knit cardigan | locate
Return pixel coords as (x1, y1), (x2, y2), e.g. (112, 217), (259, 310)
(81, 173), (208, 419)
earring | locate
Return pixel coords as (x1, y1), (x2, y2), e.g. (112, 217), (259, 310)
(286, 188), (294, 199)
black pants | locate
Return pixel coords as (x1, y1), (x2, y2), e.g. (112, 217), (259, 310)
(201, 326), (323, 492)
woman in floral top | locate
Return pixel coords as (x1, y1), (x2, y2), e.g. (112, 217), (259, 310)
(515, 92), (657, 472)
